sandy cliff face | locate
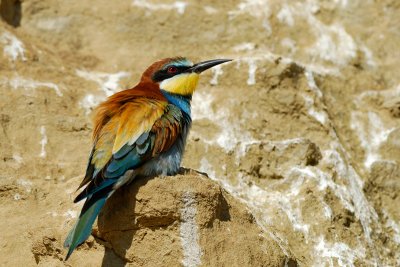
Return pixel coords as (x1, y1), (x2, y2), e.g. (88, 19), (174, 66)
(0, 0), (399, 266)
(97, 171), (291, 266)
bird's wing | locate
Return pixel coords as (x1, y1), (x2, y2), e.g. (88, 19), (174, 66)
(74, 99), (186, 204)
(65, 99), (187, 258)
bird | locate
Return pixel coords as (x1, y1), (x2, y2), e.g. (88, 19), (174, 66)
(64, 57), (232, 260)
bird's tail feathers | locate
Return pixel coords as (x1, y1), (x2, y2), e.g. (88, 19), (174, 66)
(64, 193), (110, 260)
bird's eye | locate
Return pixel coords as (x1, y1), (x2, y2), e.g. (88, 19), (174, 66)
(167, 66), (178, 74)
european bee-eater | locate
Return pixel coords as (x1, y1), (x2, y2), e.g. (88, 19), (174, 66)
(64, 57), (231, 259)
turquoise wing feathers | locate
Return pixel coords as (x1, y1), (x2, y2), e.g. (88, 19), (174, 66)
(64, 100), (185, 260)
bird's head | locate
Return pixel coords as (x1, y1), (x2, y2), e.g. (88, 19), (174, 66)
(141, 57), (232, 96)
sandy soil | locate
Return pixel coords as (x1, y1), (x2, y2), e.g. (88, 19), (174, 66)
(0, 0), (399, 266)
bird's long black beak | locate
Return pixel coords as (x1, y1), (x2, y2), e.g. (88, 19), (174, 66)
(188, 59), (232, 73)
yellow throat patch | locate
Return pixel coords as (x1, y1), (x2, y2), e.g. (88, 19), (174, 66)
(160, 73), (200, 95)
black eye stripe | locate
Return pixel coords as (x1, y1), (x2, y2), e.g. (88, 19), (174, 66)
(161, 65), (190, 73)
(152, 65), (191, 82)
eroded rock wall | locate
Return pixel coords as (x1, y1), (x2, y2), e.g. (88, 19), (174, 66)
(0, 0), (399, 266)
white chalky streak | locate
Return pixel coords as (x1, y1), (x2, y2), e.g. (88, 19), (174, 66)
(307, 19), (357, 66)
(5, 76), (63, 96)
(63, 209), (77, 219)
(209, 65), (223, 85)
(17, 179), (32, 193)
(383, 210), (400, 244)
(77, 70), (130, 114)
(76, 70), (130, 97)
(0, 31), (26, 61)
(246, 58), (257, 85)
(277, 5), (294, 26)
(360, 45), (376, 67)
(350, 111), (395, 169)
(203, 6), (218, 14)
(12, 153), (23, 164)
(199, 158), (216, 178)
(39, 126), (48, 158)
(233, 42), (255, 52)
(302, 70), (328, 125)
(132, 0), (187, 14)
(314, 237), (365, 267)
(281, 38), (297, 54)
(79, 94), (104, 115)
(191, 91), (214, 121)
(180, 192), (202, 267)
(302, 70), (378, 242)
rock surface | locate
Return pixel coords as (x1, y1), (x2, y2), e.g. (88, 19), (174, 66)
(0, 0), (399, 266)
(97, 170), (291, 266)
